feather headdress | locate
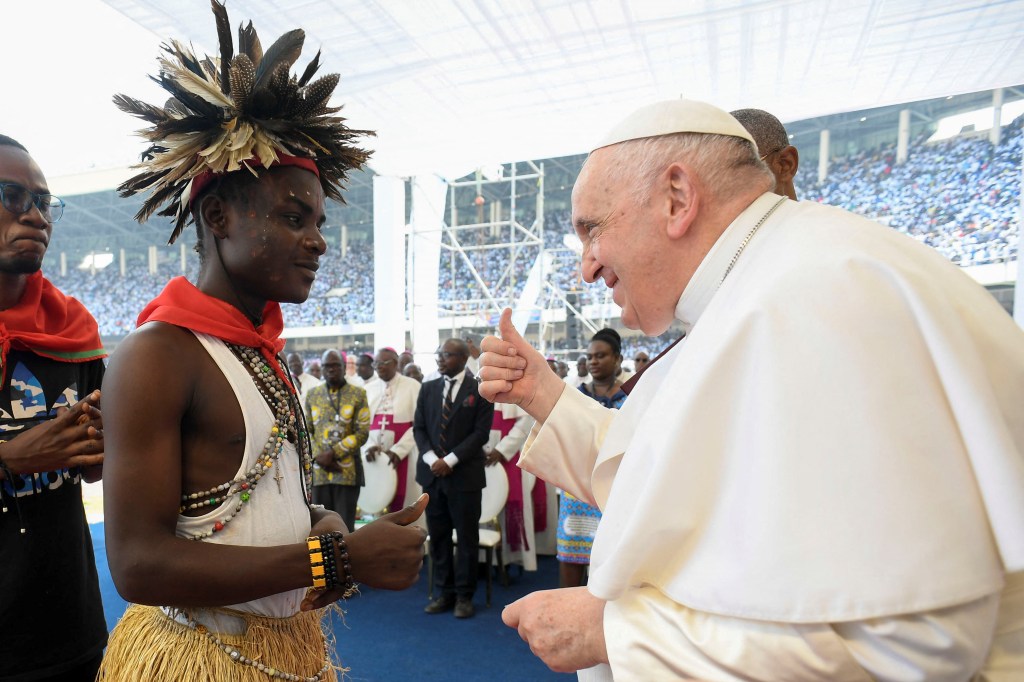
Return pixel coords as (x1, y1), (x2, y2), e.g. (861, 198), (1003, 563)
(114, 0), (373, 243)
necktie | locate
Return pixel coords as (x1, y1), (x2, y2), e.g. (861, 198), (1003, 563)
(439, 377), (456, 451)
(620, 335), (685, 395)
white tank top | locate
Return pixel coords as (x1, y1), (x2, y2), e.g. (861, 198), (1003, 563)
(171, 331), (311, 621)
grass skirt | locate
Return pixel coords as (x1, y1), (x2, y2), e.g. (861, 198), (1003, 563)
(97, 604), (342, 681)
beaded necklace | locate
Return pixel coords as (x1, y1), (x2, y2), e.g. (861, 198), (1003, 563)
(178, 343), (312, 540)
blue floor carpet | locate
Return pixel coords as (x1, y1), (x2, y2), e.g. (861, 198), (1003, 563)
(91, 523), (574, 681)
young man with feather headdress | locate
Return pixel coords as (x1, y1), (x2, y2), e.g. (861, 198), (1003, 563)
(97, 3), (426, 680)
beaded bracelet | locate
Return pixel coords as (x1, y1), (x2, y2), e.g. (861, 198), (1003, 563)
(331, 532), (356, 596)
(306, 535), (330, 589)
(307, 531), (355, 594)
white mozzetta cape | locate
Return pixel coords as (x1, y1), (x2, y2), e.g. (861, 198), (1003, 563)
(522, 192), (1024, 624)
(364, 373), (421, 461)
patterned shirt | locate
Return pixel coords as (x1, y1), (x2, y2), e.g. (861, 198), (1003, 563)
(305, 381), (370, 487)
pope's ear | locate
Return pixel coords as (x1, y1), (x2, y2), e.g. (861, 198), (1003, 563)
(197, 193), (229, 239)
(665, 163), (699, 240)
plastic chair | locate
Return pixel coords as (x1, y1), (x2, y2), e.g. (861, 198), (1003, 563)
(354, 452), (398, 529)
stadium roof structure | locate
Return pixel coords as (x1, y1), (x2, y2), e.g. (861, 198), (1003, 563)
(10, 0), (1024, 180)
(5, 0), (1024, 251)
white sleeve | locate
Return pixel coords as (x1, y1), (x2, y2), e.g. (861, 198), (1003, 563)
(495, 412), (534, 460)
(519, 385), (615, 507)
(602, 585), (1000, 682)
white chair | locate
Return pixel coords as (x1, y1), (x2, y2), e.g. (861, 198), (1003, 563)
(477, 463), (510, 605)
(428, 463), (510, 607)
(355, 453), (398, 528)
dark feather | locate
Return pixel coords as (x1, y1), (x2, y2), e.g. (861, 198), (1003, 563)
(154, 116), (224, 137)
(199, 58), (219, 83)
(156, 73), (221, 118)
(295, 74), (339, 118)
(238, 21), (263, 66)
(249, 89), (279, 118)
(166, 41), (206, 79)
(113, 94), (168, 124)
(268, 68), (291, 100)
(210, 0), (233, 92)
(297, 50), (321, 87)
(229, 54), (256, 107)
(253, 29), (304, 91)
(164, 97), (189, 117)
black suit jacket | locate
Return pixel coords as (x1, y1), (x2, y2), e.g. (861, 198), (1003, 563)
(413, 370), (494, 492)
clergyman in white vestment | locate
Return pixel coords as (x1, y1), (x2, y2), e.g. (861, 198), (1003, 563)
(478, 100), (1024, 681)
(363, 348), (422, 514)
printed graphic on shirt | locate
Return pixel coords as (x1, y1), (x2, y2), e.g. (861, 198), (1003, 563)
(1, 360), (83, 498)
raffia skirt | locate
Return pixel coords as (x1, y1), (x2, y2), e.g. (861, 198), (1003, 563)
(96, 604), (342, 681)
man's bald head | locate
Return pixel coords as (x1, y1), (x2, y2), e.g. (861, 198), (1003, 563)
(730, 108), (799, 200)
(286, 353), (304, 378)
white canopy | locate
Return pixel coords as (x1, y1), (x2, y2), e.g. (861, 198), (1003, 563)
(6, 0), (1024, 184)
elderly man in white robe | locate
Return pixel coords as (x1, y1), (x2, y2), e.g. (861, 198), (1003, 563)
(478, 100), (1024, 681)
(363, 348), (422, 515)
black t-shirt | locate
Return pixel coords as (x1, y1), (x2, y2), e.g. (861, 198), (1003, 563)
(0, 350), (108, 681)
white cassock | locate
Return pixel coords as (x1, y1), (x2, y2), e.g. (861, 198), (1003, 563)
(521, 193), (1024, 681)
(363, 374), (422, 513)
(486, 403), (538, 571)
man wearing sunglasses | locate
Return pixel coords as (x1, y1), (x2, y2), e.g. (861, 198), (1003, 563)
(0, 135), (108, 679)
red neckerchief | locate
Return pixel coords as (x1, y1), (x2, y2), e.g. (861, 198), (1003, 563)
(136, 277), (293, 389)
(0, 271), (106, 386)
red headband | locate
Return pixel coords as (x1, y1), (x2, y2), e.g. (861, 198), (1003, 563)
(188, 154), (321, 209)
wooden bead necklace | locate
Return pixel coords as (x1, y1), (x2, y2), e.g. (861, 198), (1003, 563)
(177, 344), (312, 540)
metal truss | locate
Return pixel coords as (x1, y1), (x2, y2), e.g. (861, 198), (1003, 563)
(438, 160), (602, 354)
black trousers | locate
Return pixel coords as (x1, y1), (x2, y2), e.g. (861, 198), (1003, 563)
(313, 484), (360, 533)
(425, 484), (482, 600)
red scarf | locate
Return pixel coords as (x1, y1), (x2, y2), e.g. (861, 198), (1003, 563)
(0, 272), (106, 386)
(136, 277), (292, 388)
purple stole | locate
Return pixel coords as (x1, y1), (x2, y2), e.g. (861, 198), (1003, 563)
(372, 413), (413, 513)
(493, 411), (529, 551)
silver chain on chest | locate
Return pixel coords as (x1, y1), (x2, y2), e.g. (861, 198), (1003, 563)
(719, 197), (787, 286)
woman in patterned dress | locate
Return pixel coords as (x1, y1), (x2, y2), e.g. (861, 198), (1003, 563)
(556, 328), (627, 588)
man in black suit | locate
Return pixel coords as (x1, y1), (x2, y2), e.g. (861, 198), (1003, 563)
(415, 338), (494, 618)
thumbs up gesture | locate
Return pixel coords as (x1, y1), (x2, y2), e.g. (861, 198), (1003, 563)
(478, 308), (564, 423)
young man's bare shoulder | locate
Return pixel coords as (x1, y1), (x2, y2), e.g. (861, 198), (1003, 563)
(109, 321), (205, 373)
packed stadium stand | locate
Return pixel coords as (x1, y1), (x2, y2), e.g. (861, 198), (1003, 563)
(42, 101), (1022, 363)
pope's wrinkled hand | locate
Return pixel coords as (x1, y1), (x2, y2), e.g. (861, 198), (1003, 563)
(478, 309), (564, 423)
(502, 587), (608, 673)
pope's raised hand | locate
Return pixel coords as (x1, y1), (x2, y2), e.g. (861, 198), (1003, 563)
(478, 309), (564, 423)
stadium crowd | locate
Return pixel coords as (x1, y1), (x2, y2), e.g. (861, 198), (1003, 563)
(797, 117), (1021, 266)
(45, 117), (1021, 342)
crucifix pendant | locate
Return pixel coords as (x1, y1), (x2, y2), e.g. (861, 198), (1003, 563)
(273, 464), (284, 494)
